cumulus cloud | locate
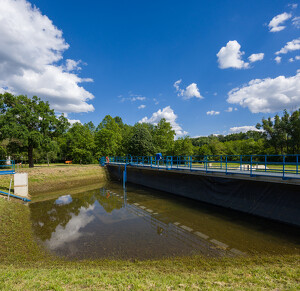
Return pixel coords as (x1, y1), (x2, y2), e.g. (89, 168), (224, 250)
(46, 205), (95, 250)
(174, 79), (203, 99)
(268, 12), (292, 32)
(206, 110), (220, 115)
(248, 53), (264, 63)
(138, 104), (146, 109)
(0, 0), (94, 113)
(139, 106), (187, 136)
(225, 107), (233, 112)
(227, 71), (300, 113)
(68, 118), (81, 125)
(217, 41), (249, 69)
(275, 38), (300, 54)
(275, 56), (282, 63)
(229, 126), (261, 133)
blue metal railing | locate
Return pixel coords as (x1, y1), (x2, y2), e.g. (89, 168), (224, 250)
(0, 160), (15, 175)
(100, 154), (300, 180)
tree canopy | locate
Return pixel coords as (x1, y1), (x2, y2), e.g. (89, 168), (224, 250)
(1, 94), (300, 166)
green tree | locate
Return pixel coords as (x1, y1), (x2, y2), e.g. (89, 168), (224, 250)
(0, 93), (69, 167)
(95, 115), (122, 156)
(152, 118), (175, 155)
(173, 137), (194, 156)
(65, 123), (95, 164)
(128, 124), (154, 156)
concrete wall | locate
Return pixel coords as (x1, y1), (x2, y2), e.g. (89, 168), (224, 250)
(106, 164), (300, 227)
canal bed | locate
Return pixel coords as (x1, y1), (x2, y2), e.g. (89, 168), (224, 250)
(29, 182), (300, 260)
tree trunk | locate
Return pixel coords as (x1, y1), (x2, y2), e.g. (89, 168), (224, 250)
(28, 144), (34, 168)
(47, 153), (50, 167)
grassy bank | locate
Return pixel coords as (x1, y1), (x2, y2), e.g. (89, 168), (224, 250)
(0, 164), (106, 200)
(0, 166), (299, 289)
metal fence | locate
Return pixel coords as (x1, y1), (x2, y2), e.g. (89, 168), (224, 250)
(0, 160), (15, 175)
(101, 154), (300, 180)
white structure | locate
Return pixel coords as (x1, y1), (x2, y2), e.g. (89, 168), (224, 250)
(14, 173), (29, 198)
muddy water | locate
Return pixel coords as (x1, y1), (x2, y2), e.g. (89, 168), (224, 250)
(29, 182), (300, 260)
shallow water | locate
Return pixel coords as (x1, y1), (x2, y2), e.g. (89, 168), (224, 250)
(29, 182), (300, 260)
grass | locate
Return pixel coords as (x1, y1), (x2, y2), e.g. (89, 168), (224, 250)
(0, 163), (106, 200)
(0, 165), (299, 289)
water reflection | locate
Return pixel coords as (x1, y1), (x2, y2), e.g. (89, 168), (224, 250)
(29, 182), (300, 260)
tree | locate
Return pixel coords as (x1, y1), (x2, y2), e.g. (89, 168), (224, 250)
(95, 115), (122, 156)
(0, 93), (69, 167)
(152, 118), (175, 155)
(128, 124), (154, 156)
(65, 123), (95, 164)
(173, 137), (194, 156)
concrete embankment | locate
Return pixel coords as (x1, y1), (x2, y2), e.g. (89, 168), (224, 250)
(106, 164), (300, 227)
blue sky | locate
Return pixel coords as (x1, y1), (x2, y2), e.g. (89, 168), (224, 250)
(0, 0), (299, 136)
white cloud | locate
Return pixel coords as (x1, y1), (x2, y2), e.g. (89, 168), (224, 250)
(65, 59), (82, 72)
(174, 79), (203, 99)
(46, 205), (95, 250)
(275, 38), (300, 54)
(248, 53), (264, 63)
(227, 71), (300, 113)
(289, 57), (294, 62)
(131, 96), (146, 101)
(55, 195), (72, 205)
(275, 56), (282, 63)
(288, 3), (298, 9)
(292, 16), (300, 28)
(217, 40), (249, 69)
(68, 118), (81, 125)
(268, 12), (292, 32)
(138, 104), (146, 109)
(296, 56), (300, 60)
(229, 126), (261, 133)
(206, 110), (220, 115)
(139, 106), (187, 136)
(225, 107), (233, 112)
(0, 0), (94, 113)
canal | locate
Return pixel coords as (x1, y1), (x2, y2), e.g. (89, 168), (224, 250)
(29, 182), (300, 260)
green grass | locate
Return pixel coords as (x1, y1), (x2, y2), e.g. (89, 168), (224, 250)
(0, 198), (299, 290)
(0, 164), (106, 199)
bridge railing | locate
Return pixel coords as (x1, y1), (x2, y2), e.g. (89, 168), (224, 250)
(101, 154), (300, 180)
(0, 160), (15, 175)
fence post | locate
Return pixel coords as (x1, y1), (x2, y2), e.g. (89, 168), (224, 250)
(240, 155), (242, 171)
(205, 156), (208, 173)
(225, 156), (228, 174)
(250, 156), (252, 176)
(265, 155), (267, 172)
(296, 155), (299, 175)
(220, 155), (222, 170)
(283, 155), (285, 179)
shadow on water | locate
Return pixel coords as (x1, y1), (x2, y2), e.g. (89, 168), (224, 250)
(29, 181), (300, 260)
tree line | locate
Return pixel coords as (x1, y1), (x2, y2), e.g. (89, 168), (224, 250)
(1, 93), (300, 167)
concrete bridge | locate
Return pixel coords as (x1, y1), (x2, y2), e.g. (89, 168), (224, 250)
(103, 155), (300, 227)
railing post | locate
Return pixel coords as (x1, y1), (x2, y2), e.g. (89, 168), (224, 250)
(297, 155), (299, 175)
(220, 155), (222, 170)
(240, 155), (242, 171)
(250, 155), (252, 176)
(283, 155), (285, 179)
(225, 156), (228, 174)
(265, 155), (267, 172)
(190, 156), (192, 171)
